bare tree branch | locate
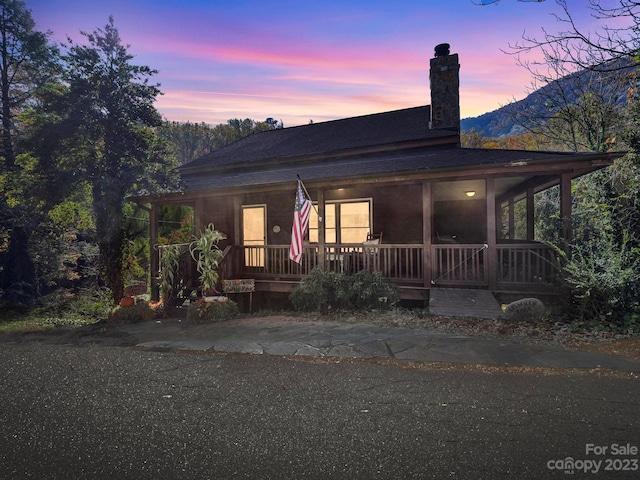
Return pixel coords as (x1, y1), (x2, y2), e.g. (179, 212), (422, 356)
(472, 0), (546, 5)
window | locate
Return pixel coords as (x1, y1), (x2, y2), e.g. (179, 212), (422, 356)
(309, 199), (371, 244)
(242, 205), (266, 267)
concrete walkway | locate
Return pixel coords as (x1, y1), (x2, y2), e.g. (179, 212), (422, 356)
(118, 317), (640, 373)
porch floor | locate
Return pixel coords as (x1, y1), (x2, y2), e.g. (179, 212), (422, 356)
(429, 288), (504, 319)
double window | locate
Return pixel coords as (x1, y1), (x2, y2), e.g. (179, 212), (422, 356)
(241, 199), (372, 268)
(309, 199), (372, 244)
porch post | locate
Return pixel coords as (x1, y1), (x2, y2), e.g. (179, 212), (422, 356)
(560, 172), (572, 248)
(486, 178), (497, 290)
(194, 197), (205, 233)
(317, 189), (325, 269)
(233, 196), (242, 245)
(149, 203), (159, 302)
(422, 181), (432, 288)
(526, 187), (535, 240)
(508, 199), (515, 239)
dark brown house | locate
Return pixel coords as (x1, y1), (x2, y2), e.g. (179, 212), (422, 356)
(137, 44), (620, 305)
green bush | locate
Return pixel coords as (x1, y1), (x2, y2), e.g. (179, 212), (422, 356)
(289, 267), (398, 313)
(347, 270), (399, 310)
(186, 299), (239, 324)
(108, 301), (156, 324)
(561, 236), (640, 331)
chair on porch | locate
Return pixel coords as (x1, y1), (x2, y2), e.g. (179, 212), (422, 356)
(358, 232), (383, 272)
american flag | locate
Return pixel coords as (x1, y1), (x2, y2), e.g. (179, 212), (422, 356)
(289, 180), (312, 264)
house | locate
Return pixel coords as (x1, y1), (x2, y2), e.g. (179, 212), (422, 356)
(136, 43), (621, 306)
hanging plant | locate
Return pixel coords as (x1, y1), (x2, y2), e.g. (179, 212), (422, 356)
(189, 223), (227, 294)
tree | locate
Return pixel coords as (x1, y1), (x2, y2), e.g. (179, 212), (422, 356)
(503, 64), (629, 152)
(475, 1), (545, 4)
(515, 1), (640, 71)
(501, 0), (640, 324)
(158, 121), (214, 165)
(209, 118), (278, 150)
(51, 17), (176, 304)
(0, 0), (59, 170)
(0, 0), (60, 304)
(158, 118), (279, 166)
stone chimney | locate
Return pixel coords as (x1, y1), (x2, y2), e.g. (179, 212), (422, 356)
(429, 43), (460, 131)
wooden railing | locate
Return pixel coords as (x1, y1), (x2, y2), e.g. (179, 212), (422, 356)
(431, 244), (487, 286)
(321, 244), (423, 283)
(239, 244), (423, 283)
(157, 242), (560, 294)
(496, 243), (560, 287)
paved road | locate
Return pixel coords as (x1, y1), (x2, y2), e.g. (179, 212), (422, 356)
(1, 342), (638, 479)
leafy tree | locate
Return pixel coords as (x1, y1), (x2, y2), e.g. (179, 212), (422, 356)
(0, 0), (60, 170)
(209, 118), (278, 151)
(0, 0), (60, 303)
(158, 121), (214, 165)
(47, 17), (177, 304)
(497, 0), (640, 325)
(158, 118), (279, 166)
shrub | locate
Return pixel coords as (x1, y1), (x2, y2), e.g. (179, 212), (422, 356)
(186, 299), (239, 324)
(346, 270), (399, 310)
(289, 267), (348, 313)
(559, 235), (640, 331)
(108, 301), (156, 324)
(289, 268), (398, 313)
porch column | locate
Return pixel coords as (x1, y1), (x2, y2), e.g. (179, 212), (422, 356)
(233, 196), (242, 245)
(194, 197), (205, 233)
(317, 189), (325, 269)
(526, 187), (535, 240)
(149, 203), (159, 302)
(422, 181), (432, 288)
(508, 199), (515, 239)
(560, 173), (572, 247)
(486, 178), (497, 290)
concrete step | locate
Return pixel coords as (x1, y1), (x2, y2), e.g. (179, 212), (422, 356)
(429, 288), (504, 319)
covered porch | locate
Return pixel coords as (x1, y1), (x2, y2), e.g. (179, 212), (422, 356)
(145, 163), (588, 303)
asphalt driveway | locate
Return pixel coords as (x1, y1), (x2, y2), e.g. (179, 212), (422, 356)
(1, 340), (639, 479)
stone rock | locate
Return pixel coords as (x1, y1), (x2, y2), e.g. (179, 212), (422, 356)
(505, 298), (546, 323)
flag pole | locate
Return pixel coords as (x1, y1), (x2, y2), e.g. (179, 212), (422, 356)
(296, 175), (321, 221)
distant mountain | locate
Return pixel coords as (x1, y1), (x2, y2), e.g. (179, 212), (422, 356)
(461, 59), (634, 138)
(461, 104), (525, 138)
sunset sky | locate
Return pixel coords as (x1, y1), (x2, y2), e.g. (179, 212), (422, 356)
(29, 0), (602, 127)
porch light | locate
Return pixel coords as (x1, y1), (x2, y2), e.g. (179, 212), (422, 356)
(465, 191), (476, 197)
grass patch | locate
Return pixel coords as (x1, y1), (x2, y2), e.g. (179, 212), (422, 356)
(0, 288), (113, 332)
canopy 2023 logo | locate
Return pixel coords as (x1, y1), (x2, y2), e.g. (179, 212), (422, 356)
(547, 443), (638, 475)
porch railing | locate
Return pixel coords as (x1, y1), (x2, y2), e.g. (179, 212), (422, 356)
(496, 243), (560, 288)
(431, 244), (487, 286)
(156, 242), (560, 294)
(239, 244), (424, 284)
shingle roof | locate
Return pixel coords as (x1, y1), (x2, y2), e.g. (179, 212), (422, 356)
(181, 146), (607, 192)
(175, 104), (618, 194)
(180, 106), (452, 171)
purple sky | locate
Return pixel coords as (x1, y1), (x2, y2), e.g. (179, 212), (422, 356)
(29, 0), (602, 127)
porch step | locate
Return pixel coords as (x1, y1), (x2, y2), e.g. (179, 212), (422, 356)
(429, 288), (504, 319)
